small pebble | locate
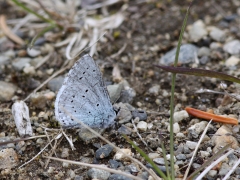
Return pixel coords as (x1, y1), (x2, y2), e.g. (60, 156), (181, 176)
(148, 85), (160, 96)
(87, 167), (110, 180)
(137, 121), (148, 132)
(168, 122), (180, 133)
(223, 40), (240, 55)
(61, 148), (70, 158)
(208, 170), (217, 177)
(0, 148), (19, 169)
(95, 144), (114, 159)
(166, 154), (176, 162)
(153, 158), (165, 165)
(0, 81), (17, 101)
(219, 162), (231, 176)
(109, 159), (121, 169)
(176, 154), (186, 160)
(47, 76), (64, 92)
(160, 44), (198, 65)
(148, 153), (160, 159)
(225, 56), (240, 67)
(132, 109), (147, 121)
(188, 20), (207, 42)
(117, 125), (132, 135)
(108, 174), (132, 180)
(186, 141), (197, 150)
(114, 148), (132, 161)
(12, 58), (31, 71)
(209, 27), (226, 42)
(200, 151), (210, 158)
(173, 110), (189, 123)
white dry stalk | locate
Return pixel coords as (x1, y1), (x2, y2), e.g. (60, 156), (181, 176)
(66, 34), (78, 60)
(196, 149), (234, 180)
(44, 156), (142, 180)
(12, 101), (33, 137)
(85, 13), (124, 29)
(222, 155), (240, 180)
(131, 119), (153, 152)
(89, 28), (99, 56)
(60, 107), (157, 178)
(44, 135), (64, 168)
(183, 120), (212, 180)
(62, 130), (76, 150)
(82, 0), (121, 10)
(19, 133), (57, 168)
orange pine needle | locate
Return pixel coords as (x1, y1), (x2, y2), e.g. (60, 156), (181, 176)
(185, 107), (238, 125)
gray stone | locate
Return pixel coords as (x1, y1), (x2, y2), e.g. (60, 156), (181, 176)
(188, 121), (208, 138)
(219, 163), (231, 176)
(0, 81), (17, 101)
(108, 174), (132, 180)
(87, 167), (110, 180)
(199, 56), (209, 65)
(109, 159), (121, 169)
(176, 154), (186, 160)
(192, 163), (201, 169)
(198, 47), (210, 57)
(160, 44), (198, 65)
(132, 109), (147, 121)
(223, 40), (240, 55)
(117, 125), (132, 135)
(228, 153), (238, 166)
(114, 103), (133, 124)
(209, 27), (226, 42)
(125, 164), (138, 173)
(153, 158), (165, 165)
(107, 83), (124, 104)
(47, 76), (64, 92)
(95, 144), (114, 159)
(118, 88), (136, 104)
(12, 58), (31, 71)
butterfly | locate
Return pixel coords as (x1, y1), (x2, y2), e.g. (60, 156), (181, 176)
(55, 54), (116, 128)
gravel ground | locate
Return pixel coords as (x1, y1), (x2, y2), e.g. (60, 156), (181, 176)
(1, 0), (240, 179)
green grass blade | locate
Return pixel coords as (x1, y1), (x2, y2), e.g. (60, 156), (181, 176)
(11, 0), (55, 24)
(169, 2), (193, 179)
(124, 135), (168, 180)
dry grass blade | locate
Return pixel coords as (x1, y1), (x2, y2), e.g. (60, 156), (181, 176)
(44, 156), (142, 180)
(0, 15), (25, 45)
(222, 156), (240, 180)
(195, 149), (234, 180)
(183, 120), (212, 179)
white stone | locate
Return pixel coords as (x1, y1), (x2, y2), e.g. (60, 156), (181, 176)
(223, 40), (240, 55)
(208, 170), (217, 177)
(225, 56), (240, 67)
(176, 132), (185, 138)
(200, 151), (210, 158)
(148, 153), (160, 159)
(148, 85), (160, 95)
(168, 123), (180, 133)
(173, 110), (189, 122)
(186, 141), (198, 150)
(137, 121), (148, 132)
(114, 148), (132, 161)
(188, 121), (208, 135)
(188, 20), (207, 42)
(166, 154), (176, 162)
